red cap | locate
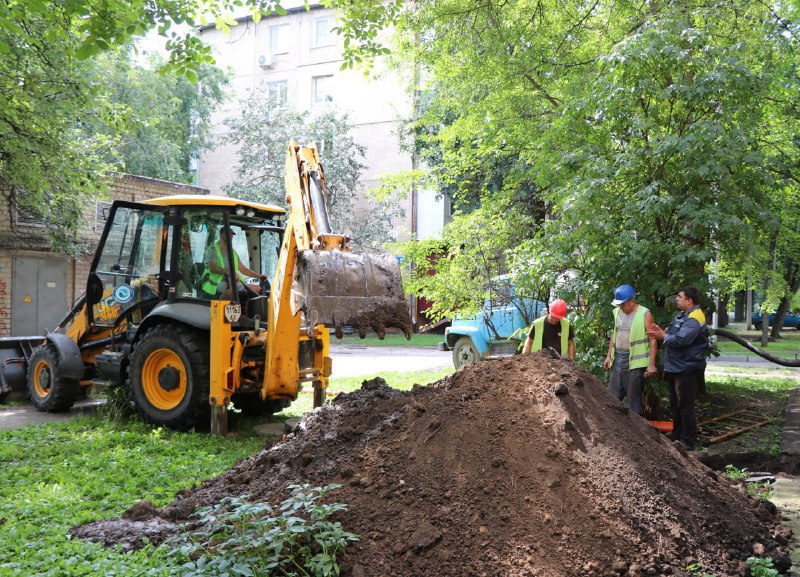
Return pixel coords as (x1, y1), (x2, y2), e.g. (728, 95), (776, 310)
(550, 299), (567, 319)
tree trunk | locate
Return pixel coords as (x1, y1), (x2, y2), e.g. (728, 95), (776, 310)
(718, 295), (729, 327)
(734, 290), (745, 322)
(771, 296), (791, 339)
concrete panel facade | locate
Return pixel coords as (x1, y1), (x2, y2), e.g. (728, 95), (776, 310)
(197, 5), (441, 243)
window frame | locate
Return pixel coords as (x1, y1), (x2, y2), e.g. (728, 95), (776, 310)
(268, 24), (290, 56)
(266, 80), (288, 107)
(312, 74), (334, 105)
(312, 17), (335, 48)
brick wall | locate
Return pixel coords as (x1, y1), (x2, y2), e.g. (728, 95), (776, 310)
(0, 174), (209, 337)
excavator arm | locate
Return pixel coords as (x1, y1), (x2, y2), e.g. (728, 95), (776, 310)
(264, 141), (411, 402)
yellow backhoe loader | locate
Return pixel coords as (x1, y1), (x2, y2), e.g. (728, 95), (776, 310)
(0, 141), (411, 434)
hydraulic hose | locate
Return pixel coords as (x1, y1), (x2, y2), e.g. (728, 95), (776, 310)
(713, 327), (800, 367)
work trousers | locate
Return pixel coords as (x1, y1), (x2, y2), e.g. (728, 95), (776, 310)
(608, 350), (645, 415)
(666, 369), (703, 450)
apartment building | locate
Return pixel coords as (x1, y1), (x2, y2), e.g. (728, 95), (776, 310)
(196, 2), (449, 242)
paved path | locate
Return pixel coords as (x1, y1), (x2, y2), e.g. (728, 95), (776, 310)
(0, 399), (105, 431)
(328, 344), (452, 377)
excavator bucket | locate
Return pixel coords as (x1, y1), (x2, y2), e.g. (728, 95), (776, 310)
(292, 250), (411, 339)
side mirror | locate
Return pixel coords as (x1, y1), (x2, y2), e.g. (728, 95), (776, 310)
(86, 274), (103, 306)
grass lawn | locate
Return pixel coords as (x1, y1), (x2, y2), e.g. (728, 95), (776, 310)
(0, 368), (451, 577)
(716, 328), (800, 358)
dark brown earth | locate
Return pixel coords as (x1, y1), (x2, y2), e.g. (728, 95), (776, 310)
(73, 352), (792, 576)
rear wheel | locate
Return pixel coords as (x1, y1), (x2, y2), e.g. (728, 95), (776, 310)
(754, 322), (763, 330)
(27, 344), (80, 412)
(452, 337), (481, 369)
(129, 324), (209, 430)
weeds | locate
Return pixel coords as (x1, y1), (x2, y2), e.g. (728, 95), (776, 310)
(723, 466), (774, 500)
(686, 561), (713, 576)
(164, 484), (358, 577)
(747, 556), (779, 577)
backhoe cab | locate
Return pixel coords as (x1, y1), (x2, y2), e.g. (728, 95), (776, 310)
(1, 142), (410, 434)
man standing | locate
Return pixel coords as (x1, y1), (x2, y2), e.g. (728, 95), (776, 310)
(646, 287), (708, 450)
(522, 299), (575, 360)
(603, 285), (657, 415)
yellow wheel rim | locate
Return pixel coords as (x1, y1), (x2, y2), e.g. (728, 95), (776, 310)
(33, 360), (52, 398)
(141, 348), (187, 410)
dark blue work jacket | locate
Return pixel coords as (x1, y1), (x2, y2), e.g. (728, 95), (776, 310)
(663, 305), (708, 373)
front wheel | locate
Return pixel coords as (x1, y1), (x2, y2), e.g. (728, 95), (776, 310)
(129, 324), (209, 430)
(754, 322), (762, 330)
(452, 337), (481, 369)
(28, 344), (80, 412)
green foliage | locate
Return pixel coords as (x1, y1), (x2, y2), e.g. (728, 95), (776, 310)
(0, 416), (263, 576)
(223, 94), (404, 248)
(724, 464), (749, 482)
(164, 485), (358, 577)
(95, 49), (228, 183)
(388, 0), (800, 361)
(724, 467), (775, 500)
(685, 561), (714, 576)
(747, 556), (779, 577)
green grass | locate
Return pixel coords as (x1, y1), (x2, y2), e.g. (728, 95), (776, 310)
(716, 330), (800, 357)
(330, 332), (443, 348)
(0, 416), (265, 577)
(698, 375), (793, 457)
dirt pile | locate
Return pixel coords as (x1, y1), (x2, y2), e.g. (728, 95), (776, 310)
(74, 352), (791, 576)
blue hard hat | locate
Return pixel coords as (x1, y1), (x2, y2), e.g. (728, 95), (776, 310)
(612, 284), (636, 306)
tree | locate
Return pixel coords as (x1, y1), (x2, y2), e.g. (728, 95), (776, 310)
(222, 91), (404, 249)
(0, 0), (394, 252)
(96, 50), (228, 183)
(387, 0), (800, 367)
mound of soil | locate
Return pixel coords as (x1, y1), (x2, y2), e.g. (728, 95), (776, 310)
(74, 353), (792, 576)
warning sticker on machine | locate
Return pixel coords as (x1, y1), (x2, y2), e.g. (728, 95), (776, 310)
(224, 304), (241, 324)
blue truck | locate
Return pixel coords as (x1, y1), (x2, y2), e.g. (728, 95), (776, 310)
(443, 277), (546, 369)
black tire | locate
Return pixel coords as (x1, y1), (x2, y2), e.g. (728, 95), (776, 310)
(129, 324), (209, 430)
(452, 336), (481, 369)
(754, 322), (762, 330)
(27, 343), (80, 412)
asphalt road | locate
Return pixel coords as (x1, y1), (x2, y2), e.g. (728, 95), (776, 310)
(328, 344), (453, 377)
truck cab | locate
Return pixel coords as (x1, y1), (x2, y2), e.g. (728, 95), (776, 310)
(443, 277), (545, 369)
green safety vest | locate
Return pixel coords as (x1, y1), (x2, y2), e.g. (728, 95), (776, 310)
(202, 243), (238, 295)
(611, 304), (651, 369)
(531, 316), (570, 355)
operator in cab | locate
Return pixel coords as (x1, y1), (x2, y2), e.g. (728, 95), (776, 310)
(200, 226), (267, 300)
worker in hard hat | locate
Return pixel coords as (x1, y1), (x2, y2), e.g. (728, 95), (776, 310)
(603, 284), (658, 415)
(522, 299), (575, 360)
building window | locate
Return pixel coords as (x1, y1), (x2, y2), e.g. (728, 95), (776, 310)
(12, 191), (45, 227)
(267, 81), (288, 106)
(313, 17), (334, 47)
(94, 201), (113, 232)
(313, 75), (334, 105)
(269, 24), (289, 55)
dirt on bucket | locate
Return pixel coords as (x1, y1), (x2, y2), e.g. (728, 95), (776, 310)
(73, 352), (792, 576)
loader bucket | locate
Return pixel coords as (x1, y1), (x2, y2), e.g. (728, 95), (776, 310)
(292, 250), (411, 339)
